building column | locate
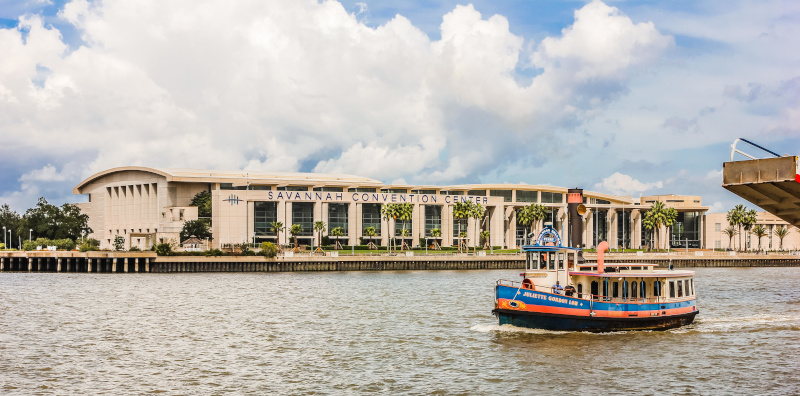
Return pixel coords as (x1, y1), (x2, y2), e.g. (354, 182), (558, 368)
(282, 201), (291, 248)
(87, 258), (93, 273)
(0, 257), (5, 271)
(506, 206), (517, 249)
(442, 204), (453, 248)
(467, 217), (476, 248)
(124, 258), (129, 273)
(607, 209), (618, 249)
(412, 204), (422, 248)
(490, 205), (503, 248)
(348, 202), (358, 246)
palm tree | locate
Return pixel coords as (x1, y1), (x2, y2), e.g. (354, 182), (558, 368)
(330, 227), (344, 250)
(380, 204), (395, 252)
(313, 221), (326, 253)
(774, 225), (791, 250)
(270, 221), (285, 248)
(742, 209), (757, 251)
(480, 230), (490, 250)
(453, 202), (470, 253)
(517, 203), (546, 245)
(459, 231), (467, 251)
(289, 224), (303, 251)
(750, 224), (768, 252)
(642, 202), (678, 251)
(430, 228), (442, 250)
(727, 205), (745, 251)
(393, 203), (414, 251)
(364, 226), (378, 250)
(722, 225), (738, 251)
(470, 202), (486, 254)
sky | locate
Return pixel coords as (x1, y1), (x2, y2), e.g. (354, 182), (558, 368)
(1, 0), (798, 214)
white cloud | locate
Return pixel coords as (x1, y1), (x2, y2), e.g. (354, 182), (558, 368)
(594, 172), (663, 196)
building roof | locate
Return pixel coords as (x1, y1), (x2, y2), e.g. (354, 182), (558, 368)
(73, 166), (384, 193)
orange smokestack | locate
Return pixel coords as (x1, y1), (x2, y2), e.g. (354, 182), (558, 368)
(596, 241), (609, 274)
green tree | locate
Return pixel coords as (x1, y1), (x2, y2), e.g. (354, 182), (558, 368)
(23, 198), (91, 241)
(190, 191), (212, 224)
(260, 241), (278, 258)
(469, 201), (486, 253)
(78, 237), (100, 252)
(270, 221), (285, 246)
(643, 201), (676, 251)
(383, 203), (413, 251)
(742, 209), (757, 250)
(364, 226), (378, 250)
(180, 219), (212, 241)
(114, 235), (125, 251)
(453, 202), (471, 253)
(517, 203), (546, 245)
(750, 224), (768, 252)
(380, 204), (396, 252)
(0, 203), (22, 249)
(727, 205), (746, 251)
(773, 225), (791, 250)
(289, 224), (303, 251)
(480, 230), (491, 249)
(314, 221), (326, 252)
(330, 227), (344, 249)
(723, 225), (738, 250)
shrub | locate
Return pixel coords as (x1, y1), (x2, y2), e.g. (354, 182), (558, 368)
(128, 246), (141, 252)
(260, 242), (278, 258)
(78, 238), (100, 252)
(205, 248), (225, 257)
(154, 243), (172, 256)
(240, 244), (256, 256)
(0, 242), (4, 250)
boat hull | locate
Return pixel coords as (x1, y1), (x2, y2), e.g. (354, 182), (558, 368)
(493, 308), (698, 332)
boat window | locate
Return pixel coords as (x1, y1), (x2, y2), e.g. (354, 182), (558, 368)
(631, 281), (638, 299)
(548, 253), (556, 270)
(622, 280), (628, 299)
(653, 280), (661, 297)
(577, 284), (583, 298)
(669, 281), (676, 298)
(640, 281), (647, 299)
(690, 279), (694, 296)
(591, 281), (599, 300)
(539, 253), (546, 270)
(684, 280), (690, 296)
(677, 281), (683, 297)
(632, 266), (641, 270)
(612, 282), (619, 298)
(602, 279), (609, 299)
(558, 253), (564, 269)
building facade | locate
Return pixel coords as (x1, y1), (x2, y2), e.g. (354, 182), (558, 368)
(704, 211), (800, 251)
(73, 167), (710, 251)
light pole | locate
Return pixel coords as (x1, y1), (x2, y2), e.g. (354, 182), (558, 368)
(29, 229), (33, 241)
(2, 226), (6, 249)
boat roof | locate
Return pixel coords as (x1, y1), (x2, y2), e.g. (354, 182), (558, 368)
(521, 245), (582, 252)
(578, 263), (659, 267)
(569, 270), (695, 278)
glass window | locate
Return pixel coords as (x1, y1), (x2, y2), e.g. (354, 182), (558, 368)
(453, 218), (467, 238)
(361, 203), (382, 236)
(541, 192), (563, 203)
(617, 210), (631, 250)
(715, 223), (721, 232)
(412, 189), (436, 194)
(612, 282), (619, 298)
(641, 281), (647, 299)
(350, 188), (377, 193)
(631, 281), (638, 299)
(677, 280), (683, 297)
(381, 188), (408, 193)
(690, 279), (694, 296)
(591, 281), (598, 299)
(577, 284), (583, 298)
(467, 189), (486, 196)
(516, 190), (537, 203)
(424, 205), (442, 236)
(250, 185), (271, 190)
(490, 189), (512, 202)
(595, 199), (611, 205)
(291, 202), (314, 236)
(279, 186), (309, 191)
(313, 187), (343, 192)
(441, 190), (464, 195)
(670, 211), (702, 249)
(622, 280), (629, 299)
(254, 202), (278, 237)
(328, 203), (349, 235)
(669, 281), (676, 298)
(593, 209), (608, 245)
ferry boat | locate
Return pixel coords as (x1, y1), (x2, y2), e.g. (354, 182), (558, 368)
(493, 226), (699, 332)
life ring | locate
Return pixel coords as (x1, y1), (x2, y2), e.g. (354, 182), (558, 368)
(522, 278), (534, 290)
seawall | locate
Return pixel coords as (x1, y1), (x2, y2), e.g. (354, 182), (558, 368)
(1, 251), (799, 273)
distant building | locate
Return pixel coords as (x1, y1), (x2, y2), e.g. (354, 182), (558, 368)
(704, 211), (800, 251)
(73, 166), (709, 250)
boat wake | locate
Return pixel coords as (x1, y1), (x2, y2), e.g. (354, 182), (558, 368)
(678, 314), (800, 333)
(469, 324), (631, 335)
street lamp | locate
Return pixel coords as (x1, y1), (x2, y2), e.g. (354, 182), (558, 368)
(2, 226), (6, 249)
(29, 229), (33, 241)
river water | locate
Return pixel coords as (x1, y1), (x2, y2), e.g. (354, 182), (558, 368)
(1, 267), (798, 394)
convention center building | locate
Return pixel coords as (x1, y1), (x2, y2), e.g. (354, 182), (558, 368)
(73, 167), (710, 251)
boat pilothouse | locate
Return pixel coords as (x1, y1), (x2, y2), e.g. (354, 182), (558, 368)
(493, 226), (699, 332)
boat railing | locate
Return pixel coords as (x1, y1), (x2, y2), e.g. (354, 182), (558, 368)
(497, 279), (683, 304)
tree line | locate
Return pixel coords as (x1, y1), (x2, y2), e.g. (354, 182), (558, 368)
(0, 198), (93, 250)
